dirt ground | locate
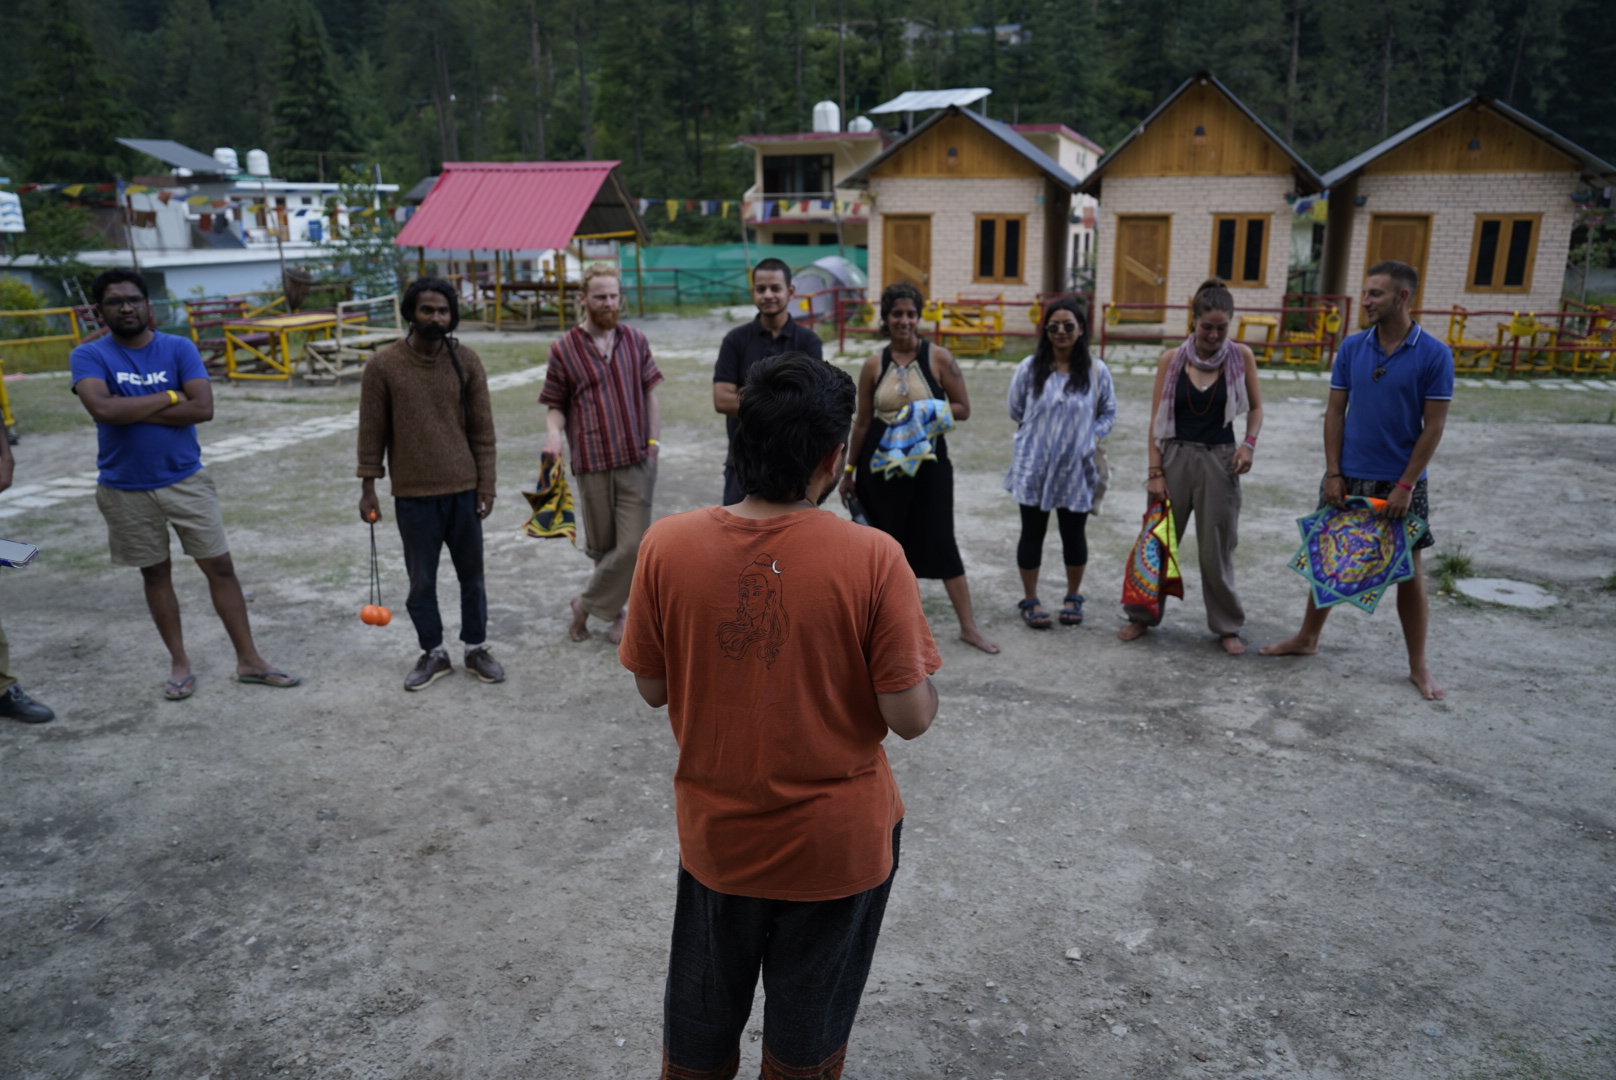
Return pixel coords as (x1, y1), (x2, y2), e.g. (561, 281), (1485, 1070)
(1, 313), (1613, 1080)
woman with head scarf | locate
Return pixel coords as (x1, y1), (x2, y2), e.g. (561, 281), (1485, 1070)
(839, 284), (999, 654)
(1004, 299), (1116, 629)
(1119, 279), (1265, 653)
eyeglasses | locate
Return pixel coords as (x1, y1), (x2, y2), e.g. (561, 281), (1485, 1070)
(101, 297), (147, 310)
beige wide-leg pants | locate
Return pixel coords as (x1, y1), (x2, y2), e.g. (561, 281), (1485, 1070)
(1126, 439), (1245, 636)
(574, 460), (656, 620)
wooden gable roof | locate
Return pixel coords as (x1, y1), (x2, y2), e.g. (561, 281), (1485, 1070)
(841, 106), (1079, 189)
(1322, 97), (1615, 185)
(1078, 72), (1323, 195)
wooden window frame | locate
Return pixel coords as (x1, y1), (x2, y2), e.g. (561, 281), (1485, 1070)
(1465, 213), (1541, 294)
(1208, 213), (1270, 288)
(973, 213), (1027, 284)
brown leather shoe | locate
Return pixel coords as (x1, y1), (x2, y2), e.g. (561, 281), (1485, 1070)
(404, 650), (453, 692)
(464, 646), (505, 684)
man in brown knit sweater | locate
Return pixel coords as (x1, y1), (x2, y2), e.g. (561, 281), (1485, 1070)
(357, 278), (504, 691)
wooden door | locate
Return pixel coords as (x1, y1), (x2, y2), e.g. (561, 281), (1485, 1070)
(1114, 215), (1170, 322)
(1365, 214), (1431, 313)
(884, 215), (931, 293)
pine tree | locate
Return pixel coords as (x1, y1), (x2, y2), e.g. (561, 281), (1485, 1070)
(268, 2), (362, 180)
(18, 0), (130, 182)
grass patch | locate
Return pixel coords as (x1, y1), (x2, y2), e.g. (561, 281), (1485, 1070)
(1452, 1031), (1614, 1080)
(1434, 546), (1474, 594)
(1602, 570), (1616, 592)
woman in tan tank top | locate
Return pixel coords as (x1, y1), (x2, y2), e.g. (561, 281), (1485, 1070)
(839, 284), (999, 654)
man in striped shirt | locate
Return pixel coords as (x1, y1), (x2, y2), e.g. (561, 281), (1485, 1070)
(540, 265), (664, 644)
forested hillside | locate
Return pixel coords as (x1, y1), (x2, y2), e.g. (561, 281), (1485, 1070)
(2, 0), (1612, 201)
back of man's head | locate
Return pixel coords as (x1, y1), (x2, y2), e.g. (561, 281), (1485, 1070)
(733, 353), (854, 503)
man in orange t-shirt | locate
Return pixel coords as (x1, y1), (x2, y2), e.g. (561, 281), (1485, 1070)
(620, 353), (941, 1080)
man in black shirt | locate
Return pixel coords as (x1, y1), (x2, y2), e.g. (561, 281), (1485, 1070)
(712, 258), (825, 505)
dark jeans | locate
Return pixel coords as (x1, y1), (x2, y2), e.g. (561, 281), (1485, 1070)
(394, 490), (486, 652)
(661, 822), (902, 1080)
(1017, 504), (1089, 570)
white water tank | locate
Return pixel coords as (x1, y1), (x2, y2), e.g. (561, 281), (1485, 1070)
(812, 100), (841, 133)
(246, 149), (271, 176)
(847, 115), (875, 133)
(213, 147), (240, 172)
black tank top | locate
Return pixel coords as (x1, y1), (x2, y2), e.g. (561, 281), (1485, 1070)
(1173, 368), (1234, 445)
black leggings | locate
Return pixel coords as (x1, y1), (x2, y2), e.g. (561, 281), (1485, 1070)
(1017, 505), (1089, 570)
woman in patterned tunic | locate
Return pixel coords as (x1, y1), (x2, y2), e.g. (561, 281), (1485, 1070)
(1004, 299), (1117, 629)
(839, 284), (999, 654)
(1119, 279), (1265, 653)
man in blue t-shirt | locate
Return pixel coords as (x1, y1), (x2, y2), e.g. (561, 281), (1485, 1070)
(70, 269), (298, 701)
(1262, 260), (1451, 701)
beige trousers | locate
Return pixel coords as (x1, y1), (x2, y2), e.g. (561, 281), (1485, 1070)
(1127, 439), (1245, 636)
(0, 618), (13, 693)
(574, 460), (656, 620)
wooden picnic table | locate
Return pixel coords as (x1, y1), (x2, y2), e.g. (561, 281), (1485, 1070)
(222, 310), (368, 381)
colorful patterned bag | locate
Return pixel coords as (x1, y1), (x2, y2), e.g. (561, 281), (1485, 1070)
(1121, 500), (1182, 620)
(1288, 496), (1427, 613)
(870, 399), (954, 478)
(522, 453), (576, 544)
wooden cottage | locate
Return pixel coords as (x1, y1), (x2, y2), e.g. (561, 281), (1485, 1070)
(1078, 73), (1324, 329)
(840, 105), (1085, 303)
(1320, 96), (1616, 318)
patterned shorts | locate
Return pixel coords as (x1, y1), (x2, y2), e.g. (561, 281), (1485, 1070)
(1318, 475), (1434, 550)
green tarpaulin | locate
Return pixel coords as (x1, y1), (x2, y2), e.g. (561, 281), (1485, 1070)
(620, 244), (867, 305)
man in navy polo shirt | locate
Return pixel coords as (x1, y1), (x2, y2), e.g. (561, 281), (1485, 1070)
(712, 258), (824, 505)
(70, 269), (297, 701)
(1262, 260), (1451, 700)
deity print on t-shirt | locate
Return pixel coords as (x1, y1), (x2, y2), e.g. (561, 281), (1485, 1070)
(717, 553), (790, 667)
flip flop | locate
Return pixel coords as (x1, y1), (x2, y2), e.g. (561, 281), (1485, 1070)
(164, 673), (196, 701)
(234, 669), (301, 688)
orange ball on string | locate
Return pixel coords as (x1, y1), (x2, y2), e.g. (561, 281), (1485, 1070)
(361, 604), (392, 626)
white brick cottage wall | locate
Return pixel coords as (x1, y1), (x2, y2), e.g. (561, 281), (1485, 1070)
(1345, 172), (1581, 319)
(866, 177), (1048, 304)
(1094, 174), (1296, 333)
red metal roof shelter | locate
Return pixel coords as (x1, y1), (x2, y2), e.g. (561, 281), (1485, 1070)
(395, 161), (648, 251)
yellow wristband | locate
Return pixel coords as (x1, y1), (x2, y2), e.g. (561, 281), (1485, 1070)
(166, 390), (179, 405)
(647, 438), (659, 446)
(844, 464), (855, 474)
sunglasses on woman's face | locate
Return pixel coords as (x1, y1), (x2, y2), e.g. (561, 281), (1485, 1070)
(1047, 321), (1079, 334)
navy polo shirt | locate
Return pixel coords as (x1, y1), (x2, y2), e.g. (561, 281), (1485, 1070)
(713, 314), (825, 450)
(1330, 324), (1454, 482)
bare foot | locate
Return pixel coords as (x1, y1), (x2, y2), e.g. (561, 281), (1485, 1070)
(1117, 622), (1149, 642)
(1220, 634), (1247, 655)
(959, 628), (1000, 655)
(606, 609), (627, 645)
(568, 595), (591, 642)
(1409, 667), (1445, 700)
(1259, 635), (1318, 656)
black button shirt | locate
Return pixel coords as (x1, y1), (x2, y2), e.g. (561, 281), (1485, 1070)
(713, 315), (826, 450)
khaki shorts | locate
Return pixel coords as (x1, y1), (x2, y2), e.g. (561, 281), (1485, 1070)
(95, 468), (231, 568)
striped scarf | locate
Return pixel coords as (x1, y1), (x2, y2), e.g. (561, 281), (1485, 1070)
(1151, 336), (1248, 444)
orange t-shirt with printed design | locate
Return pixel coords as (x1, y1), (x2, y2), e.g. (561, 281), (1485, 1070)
(619, 505), (941, 902)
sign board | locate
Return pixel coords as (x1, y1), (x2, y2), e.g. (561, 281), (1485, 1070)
(0, 191), (24, 233)
(581, 239), (620, 260)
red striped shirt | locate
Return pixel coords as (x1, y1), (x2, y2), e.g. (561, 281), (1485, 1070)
(539, 323), (664, 475)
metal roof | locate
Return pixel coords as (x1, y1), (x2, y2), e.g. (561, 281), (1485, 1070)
(402, 175), (439, 204)
(1321, 95), (1616, 186)
(840, 105), (1079, 190)
(116, 138), (229, 174)
(1077, 72), (1324, 195)
(869, 88), (991, 114)
(394, 162), (648, 251)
